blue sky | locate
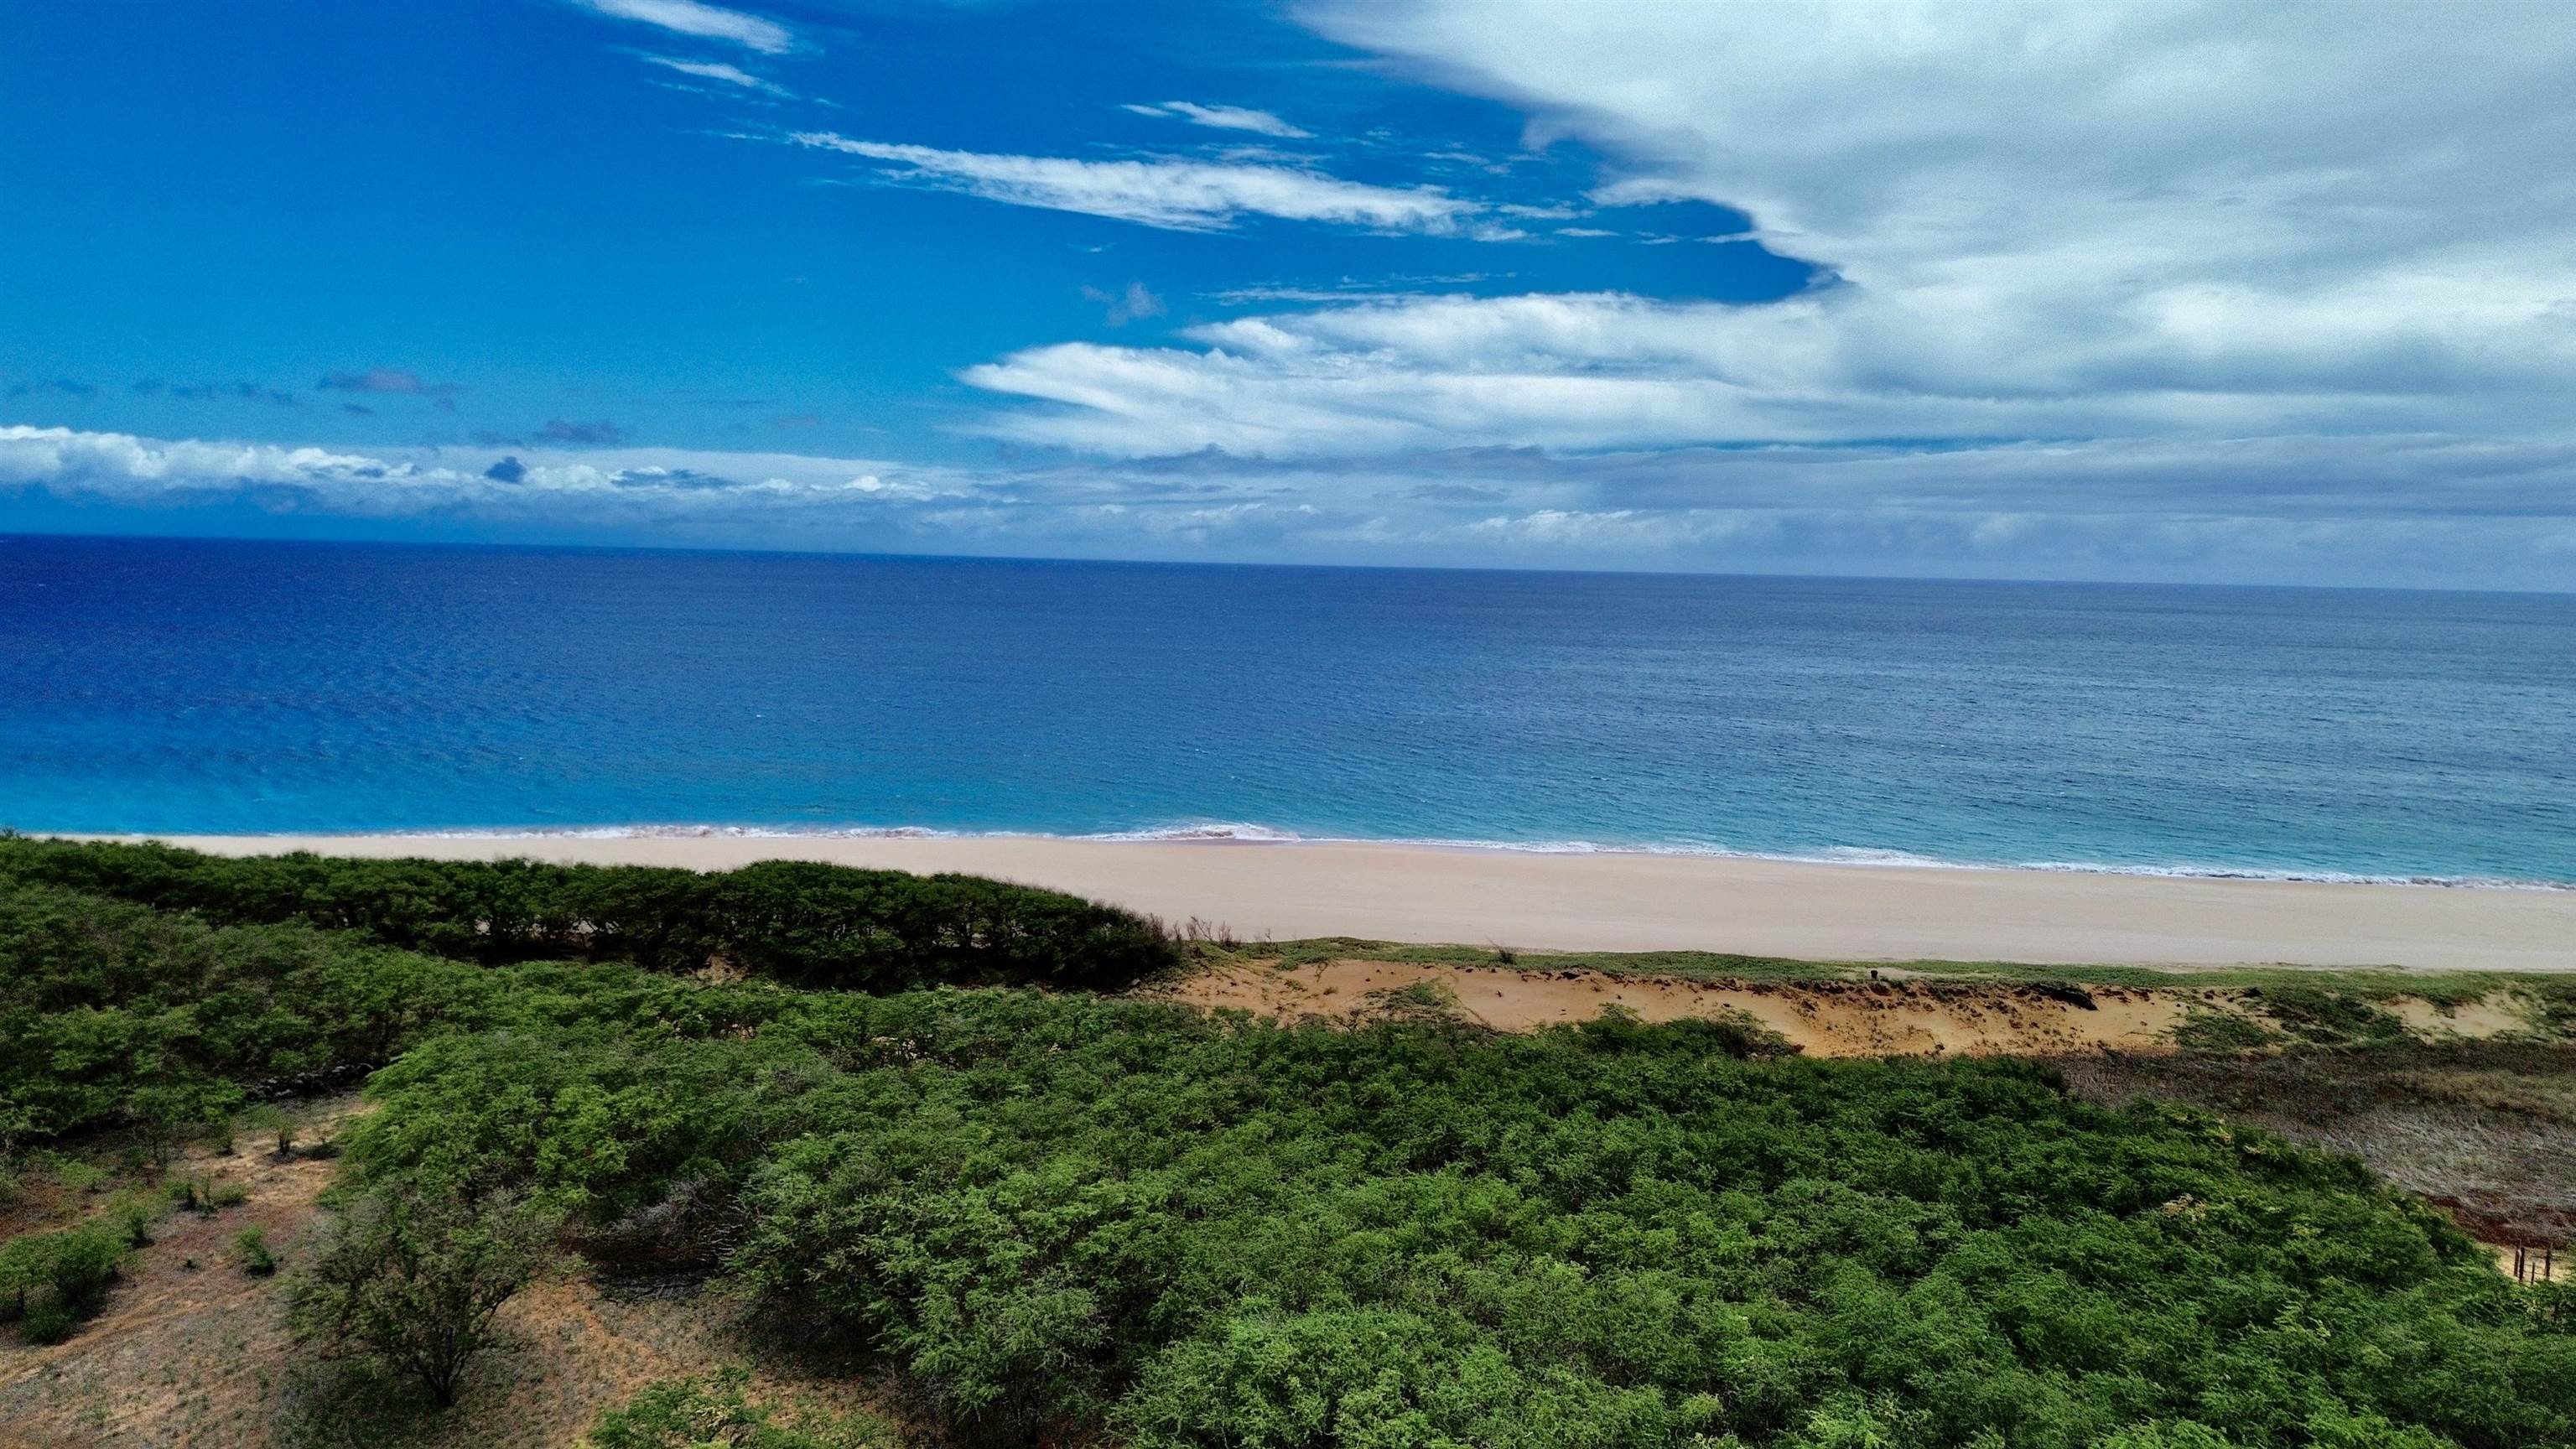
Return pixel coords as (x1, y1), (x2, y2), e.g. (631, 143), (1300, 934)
(5, 0), (2574, 588)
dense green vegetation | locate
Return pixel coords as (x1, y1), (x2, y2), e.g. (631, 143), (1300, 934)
(0, 878), (504, 1150)
(0, 834), (1178, 989)
(3, 855), (2570, 1447)
(337, 984), (2570, 1449)
(0, 1216), (128, 1343)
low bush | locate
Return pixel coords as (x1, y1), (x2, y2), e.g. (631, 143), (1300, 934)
(0, 835), (1179, 990)
(0, 1219), (127, 1343)
(288, 1182), (561, 1407)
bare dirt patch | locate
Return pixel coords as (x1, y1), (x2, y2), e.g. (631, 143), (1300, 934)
(2059, 1043), (2576, 1248)
(0, 1105), (361, 1447)
(0, 1100), (875, 1448)
(2392, 993), (2537, 1041)
(1165, 957), (2193, 1057)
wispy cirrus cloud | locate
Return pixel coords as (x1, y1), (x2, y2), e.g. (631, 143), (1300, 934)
(574, 0), (792, 55)
(1121, 101), (1311, 140)
(637, 54), (792, 96)
(785, 132), (1498, 236)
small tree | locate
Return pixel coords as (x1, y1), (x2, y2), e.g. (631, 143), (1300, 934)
(288, 1182), (558, 1408)
(242, 1103), (297, 1158)
(128, 1080), (240, 1168)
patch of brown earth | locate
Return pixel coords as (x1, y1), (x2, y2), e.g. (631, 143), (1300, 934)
(1165, 958), (2190, 1057)
(2488, 1243), (2569, 1284)
(0, 1099), (875, 1448)
(0, 1107), (361, 1447)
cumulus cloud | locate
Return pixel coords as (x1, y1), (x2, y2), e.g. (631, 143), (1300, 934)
(786, 132), (1494, 235)
(574, 0), (791, 55)
(637, 54), (792, 96)
(1215, 0), (2576, 452)
(1122, 101), (1312, 139)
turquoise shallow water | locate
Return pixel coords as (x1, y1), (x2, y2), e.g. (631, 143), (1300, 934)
(3, 533), (2571, 884)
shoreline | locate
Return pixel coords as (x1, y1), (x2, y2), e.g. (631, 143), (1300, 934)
(138, 823), (2576, 891)
(93, 831), (2576, 973)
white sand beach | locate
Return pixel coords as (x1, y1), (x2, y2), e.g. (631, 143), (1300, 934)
(120, 834), (2576, 972)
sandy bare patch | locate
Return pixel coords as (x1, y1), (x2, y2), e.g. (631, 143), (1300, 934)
(2392, 994), (2536, 1040)
(1164, 958), (2193, 1057)
(0, 1110), (357, 1447)
(0, 1101), (874, 1448)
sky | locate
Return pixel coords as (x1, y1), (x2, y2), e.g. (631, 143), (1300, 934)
(3, 0), (2574, 589)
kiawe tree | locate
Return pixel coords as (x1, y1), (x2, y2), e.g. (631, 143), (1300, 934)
(288, 1182), (561, 1408)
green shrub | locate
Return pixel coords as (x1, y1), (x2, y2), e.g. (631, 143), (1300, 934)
(18, 1293), (77, 1344)
(0, 877), (502, 1150)
(108, 1191), (158, 1248)
(2255, 984), (2407, 1046)
(1, 1219), (127, 1341)
(0, 835), (1180, 990)
(236, 1226), (278, 1276)
(174, 1171), (249, 1215)
(243, 1103), (296, 1157)
(288, 1182), (561, 1408)
(2172, 1007), (2280, 1054)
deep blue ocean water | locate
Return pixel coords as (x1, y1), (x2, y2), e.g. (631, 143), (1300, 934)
(3, 533), (2571, 883)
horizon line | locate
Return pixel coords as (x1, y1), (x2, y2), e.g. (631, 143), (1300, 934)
(5, 527), (2570, 600)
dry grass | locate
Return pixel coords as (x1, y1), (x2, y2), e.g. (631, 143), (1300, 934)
(1153, 953), (2559, 1060)
(0, 1098), (891, 1449)
(2059, 1043), (2576, 1246)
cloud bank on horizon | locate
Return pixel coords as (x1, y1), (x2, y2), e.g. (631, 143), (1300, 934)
(3, 0), (2573, 589)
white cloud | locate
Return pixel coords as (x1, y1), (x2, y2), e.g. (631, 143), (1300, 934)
(786, 132), (1492, 235)
(971, 288), (2509, 456)
(0, 425), (943, 517)
(946, 3), (2576, 483)
(1224, 0), (2576, 452)
(575, 0), (792, 55)
(1122, 101), (1313, 139)
(1082, 282), (1167, 327)
(639, 55), (792, 97)
(10, 424), (2575, 585)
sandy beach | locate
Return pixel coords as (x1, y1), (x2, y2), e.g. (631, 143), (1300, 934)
(116, 833), (2576, 972)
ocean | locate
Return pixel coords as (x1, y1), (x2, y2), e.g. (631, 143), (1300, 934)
(4, 533), (2570, 885)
